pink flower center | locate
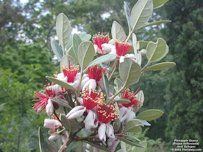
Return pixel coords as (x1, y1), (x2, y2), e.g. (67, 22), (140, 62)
(97, 104), (118, 124)
(93, 34), (109, 50)
(82, 89), (104, 110)
(63, 65), (79, 83)
(115, 41), (131, 57)
(87, 65), (103, 81)
(121, 89), (139, 108)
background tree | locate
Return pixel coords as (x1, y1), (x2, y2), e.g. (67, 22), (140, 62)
(162, 0), (203, 146)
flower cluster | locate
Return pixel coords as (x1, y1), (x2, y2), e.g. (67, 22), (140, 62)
(33, 33), (148, 151)
(33, 2), (175, 149)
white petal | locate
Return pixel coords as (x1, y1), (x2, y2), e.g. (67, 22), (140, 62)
(81, 76), (89, 88)
(48, 133), (60, 141)
(119, 107), (128, 122)
(94, 44), (99, 53)
(106, 124), (115, 138)
(46, 84), (62, 94)
(82, 79), (96, 91)
(109, 48), (116, 55)
(101, 43), (114, 53)
(57, 73), (67, 82)
(140, 120), (151, 126)
(98, 123), (106, 142)
(44, 119), (61, 129)
(82, 80), (90, 91)
(84, 111), (98, 130)
(66, 106), (86, 119)
(88, 79), (96, 91)
(119, 56), (125, 63)
(126, 109), (135, 122)
(46, 99), (54, 116)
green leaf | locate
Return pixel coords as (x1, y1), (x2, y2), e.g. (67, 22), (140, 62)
(143, 62), (176, 72)
(46, 76), (76, 91)
(132, 33), (139, 52)
(78, 32), (91, 41)
(60, 115), (71, 132)
(127, 140), (147, 152)
(76, 128), (92, 138)
(124, 1), (131, 32)
(111, 21), (127, 41)
(114, 99), (129, 104)
(60, 115), (80, 133)
(130, 0), (153, 31)
(102, 74), (109, 97)
(78, 41), (95, 70)
(56, 13), (72, 51)
(139, 41), (149, 49)
(139, 20), (171, 29)
(118, 137), (144, 148)
(125, 119), (144, 132)
(119, 58), (141, 87)
(72, 34), (82, 63)
(51, 98), (72, 109)
(153, 0), (169, 9)
(137, 109), (164, 121)
(86, 54), (116, 69)
(50, 38), (63, 61)
(146, 38), (169, 63)
(114, 78), (124, 92)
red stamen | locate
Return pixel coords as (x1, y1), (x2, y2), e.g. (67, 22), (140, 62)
(121, 89), (139, 108)
(87, 65), (103, 81)
(63, 65), (79, 83)
(97, 104), (118, 124)
(93, 34), (109, 50)
(115, 41), (131, 57)
(82, 89), (104, 110)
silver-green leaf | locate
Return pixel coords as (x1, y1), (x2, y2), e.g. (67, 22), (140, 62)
(146, 38), (169, 63)
(78, 41), (95, 70)
(137, 109), (164, 121)
(51, 98), (72, 109)
(51, 38), (63, 61)
(111, 21), (127, 41)
(125, 119), (144, 132)
(130, 0), (153, 31)
(143, 62), (176, 72)
(72, 34), (82, 63)
(56, 13), (72, 51)
(114, 78), (124, 92)
(119, 58), (141, 87)
(46, 76), (76, 91)
(139, 41), (149, 49)
(86, 53), (116, 70)
(153, 0), (169, 9)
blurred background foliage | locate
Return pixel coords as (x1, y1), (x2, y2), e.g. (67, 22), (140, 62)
(0, 0), (202, 151)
